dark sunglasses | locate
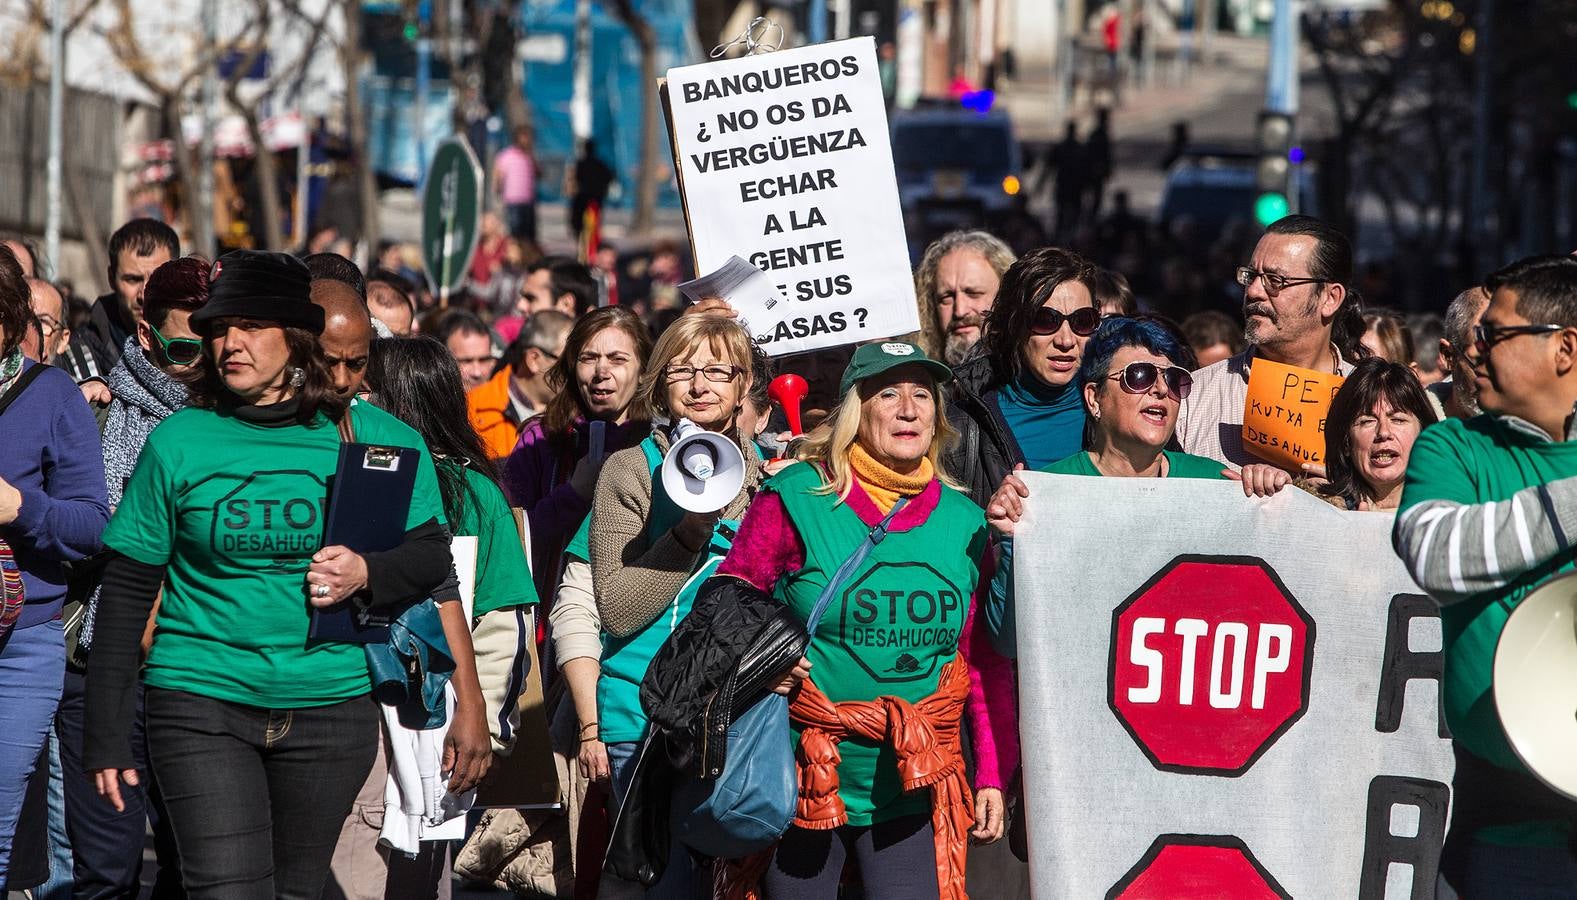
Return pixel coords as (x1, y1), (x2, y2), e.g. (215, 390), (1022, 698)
(1105, 361), (1193, 401)
(150, 326), (203, 366)
(1030, 306), (1101, 337)
(1472, 322), (1563, 357)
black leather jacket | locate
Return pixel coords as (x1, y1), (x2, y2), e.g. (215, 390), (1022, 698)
(943, 355), (1024, 509)
(606, 576), (808, 884)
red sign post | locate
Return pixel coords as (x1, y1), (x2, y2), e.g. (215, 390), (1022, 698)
(1108, 556), (1315, 775)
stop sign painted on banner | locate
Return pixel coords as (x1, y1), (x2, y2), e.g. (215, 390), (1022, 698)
(1108, 835), (1291, 899)
(1109, 555), (1314, 775)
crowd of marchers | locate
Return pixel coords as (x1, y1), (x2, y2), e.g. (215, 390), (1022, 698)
(1, 210), (1575, 900)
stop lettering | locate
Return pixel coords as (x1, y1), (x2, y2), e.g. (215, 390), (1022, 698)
(1109, 556), (1314, 775)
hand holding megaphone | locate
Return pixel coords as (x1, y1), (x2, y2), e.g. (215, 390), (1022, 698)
(661, 418), (747, 515)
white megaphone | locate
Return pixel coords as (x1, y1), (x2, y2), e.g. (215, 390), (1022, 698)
(660, 418), (746, 514)
(1493, 571), (1577, 801)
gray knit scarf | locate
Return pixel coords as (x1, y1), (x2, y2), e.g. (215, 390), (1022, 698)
(81, 338), (189, 649)
(102, 337), (190, 508)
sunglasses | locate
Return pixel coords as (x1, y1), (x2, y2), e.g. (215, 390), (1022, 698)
(1472, 322), (1563, 357)
(1030, 306), (1101, 337)
(150, 326), (203, 366)
(1105, 361), (1193, 401)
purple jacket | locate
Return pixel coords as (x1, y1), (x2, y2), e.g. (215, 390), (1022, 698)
(1, 360), (110, 627)
(502, 416), (647, 601)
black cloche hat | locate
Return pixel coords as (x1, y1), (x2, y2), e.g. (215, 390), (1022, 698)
(189, 250), (325, 335)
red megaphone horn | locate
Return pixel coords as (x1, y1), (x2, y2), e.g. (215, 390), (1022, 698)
(768, 373), (808, 437)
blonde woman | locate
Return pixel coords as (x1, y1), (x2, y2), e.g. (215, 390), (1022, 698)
(716, 341), (1018, 900)
(590, 313), (764, 896)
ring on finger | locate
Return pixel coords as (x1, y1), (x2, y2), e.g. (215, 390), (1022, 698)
(315, 583), (331, 598)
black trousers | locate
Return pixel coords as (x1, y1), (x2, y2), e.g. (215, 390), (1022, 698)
(144, 689), (378, 900)
(56, 667), (186, 898)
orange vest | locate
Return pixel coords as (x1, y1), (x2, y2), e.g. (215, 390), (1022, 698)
(717, 656), (974, 900)
(466, 366), (525, 459)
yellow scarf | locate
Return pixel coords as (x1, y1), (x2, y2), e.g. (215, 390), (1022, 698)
(848, 443), (934, 513)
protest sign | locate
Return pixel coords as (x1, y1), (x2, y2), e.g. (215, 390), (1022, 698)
(1013, 475), (1453, 899)
(1242, 358), (1346, 470)
(664, 37), (919, 356)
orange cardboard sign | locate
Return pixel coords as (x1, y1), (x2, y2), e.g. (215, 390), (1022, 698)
(1242, 358), (1346, 470)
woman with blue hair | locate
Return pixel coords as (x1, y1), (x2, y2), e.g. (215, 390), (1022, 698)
(979, 317), (1228, 656)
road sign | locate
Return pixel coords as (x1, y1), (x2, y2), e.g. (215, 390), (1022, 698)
(1109, 556), (1314, 775)
(421, 136), (482, 303)
(1109, 835), (1291, 899)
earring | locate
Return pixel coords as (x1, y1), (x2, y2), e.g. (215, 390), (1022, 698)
(1090, 404), (1101, 421)
(288, 367), (306, 389)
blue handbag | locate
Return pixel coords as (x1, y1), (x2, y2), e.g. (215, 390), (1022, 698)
(674, 497), (909, 858)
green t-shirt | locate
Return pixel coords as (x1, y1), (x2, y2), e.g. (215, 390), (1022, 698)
(986, 450), (1227, 657)
(1042, 449), (1229, 480)
(767, 462), (986, 826)
(105, 403), (446, 708)
(1400, 415), (1577, 845)
(450, 465), (538, 615)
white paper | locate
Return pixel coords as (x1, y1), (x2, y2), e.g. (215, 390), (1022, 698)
(666, 37), (920, 356)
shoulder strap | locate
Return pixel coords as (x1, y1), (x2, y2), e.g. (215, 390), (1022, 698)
(0, 364), (48, 419)
(805, 496), (909, 638)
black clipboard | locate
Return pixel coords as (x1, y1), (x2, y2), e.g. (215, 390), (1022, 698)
(308, 442), (418, 643)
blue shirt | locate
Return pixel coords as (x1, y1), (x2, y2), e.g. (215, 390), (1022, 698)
(0, 360), (110, 627)
(992, 374), (1087, 470)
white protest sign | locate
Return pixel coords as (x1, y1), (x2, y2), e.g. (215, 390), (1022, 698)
(1012, 474), (1454, 899)
(665, 37), (919, 356)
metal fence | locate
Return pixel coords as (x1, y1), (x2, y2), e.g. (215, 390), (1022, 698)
(0, 83), (119, 241)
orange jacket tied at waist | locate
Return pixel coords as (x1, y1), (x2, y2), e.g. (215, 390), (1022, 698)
(716, 655), (974, 900)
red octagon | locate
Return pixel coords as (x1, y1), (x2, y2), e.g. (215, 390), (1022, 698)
(1107, 835), (1291, 899)
(1109, 555), (1314, 775)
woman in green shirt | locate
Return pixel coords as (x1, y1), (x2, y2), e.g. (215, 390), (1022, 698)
(84, 251), (453, 900)
(984, 317), (1227, 656)
(327, 335), (541, 893)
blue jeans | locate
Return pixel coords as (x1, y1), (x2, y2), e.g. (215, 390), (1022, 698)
(1465, 841), (1577, 899)
(145, 689), (378, 900)
(0, 619), (66, 878)
(37, 729), (73, 900)
(606, 740), (706, 900)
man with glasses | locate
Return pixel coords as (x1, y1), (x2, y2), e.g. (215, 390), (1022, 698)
(468, 310), (572, 459)
(1426, 285), (1489, 420)
(1175, 214), (1363, 471)
(1393, 254), (1577, 894)
(944, 246), (1100, 506)
(27, 277), (70, 365)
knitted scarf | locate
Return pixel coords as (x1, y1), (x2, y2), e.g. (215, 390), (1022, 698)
(102, 338), (190, 508)
(0, 348), (22, 398)
(80, 339), (189, 650)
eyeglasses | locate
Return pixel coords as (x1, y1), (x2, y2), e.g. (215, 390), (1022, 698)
(36, 314), (61, 338)
(1030, 306), (1101, 337)
(664, 364), (743, 383)
(1472, 322), (1564, 356)
(1105, 361), (1193, 401)
(150, 326), (203, 366)
(1235, 266), (1325, 297)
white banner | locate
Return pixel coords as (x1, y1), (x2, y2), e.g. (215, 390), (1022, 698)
(1013, 474), (1454, 899)
(665, 38), (919, 356)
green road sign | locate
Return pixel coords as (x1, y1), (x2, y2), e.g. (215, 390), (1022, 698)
(421, 137), (482, 300)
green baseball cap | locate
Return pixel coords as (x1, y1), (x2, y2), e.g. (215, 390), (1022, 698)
(838, 341), (953, 397)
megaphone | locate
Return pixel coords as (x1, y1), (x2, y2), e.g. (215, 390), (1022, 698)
(769, 374), (808, 437)
(1494, 571), (1577, 801)
(660, 418), (747, 514)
